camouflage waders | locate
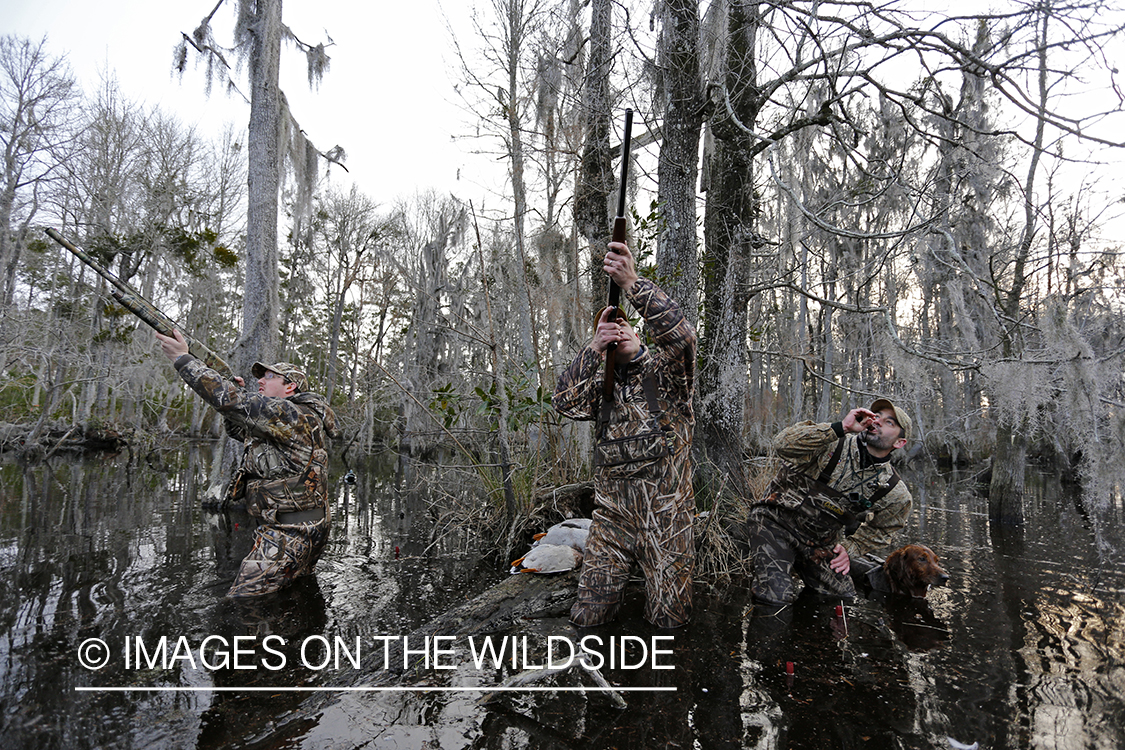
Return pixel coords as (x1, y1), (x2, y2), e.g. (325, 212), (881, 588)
(573, 377), (694, 628)
(575, 474), (694, 628)
(174, 357), (338, 599)
(228, 522), (331, 597)
(227, 436), (333, 598)
(748, 440), (900, 605)
(554, 278), (697, 630)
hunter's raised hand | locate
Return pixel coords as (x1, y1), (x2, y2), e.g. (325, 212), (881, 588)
(592, 307), (622, 354)
(592, 306), (641, 362)
(842, 407), (878, 434)
(155, 329), (189, 362)
(603, 241), (639, 293)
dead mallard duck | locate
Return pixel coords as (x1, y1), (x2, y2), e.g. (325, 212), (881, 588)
(510, 543), (583, 574)
(531, 518), (591, 553)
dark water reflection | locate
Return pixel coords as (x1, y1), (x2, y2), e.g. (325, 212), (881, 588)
(1, 447), (1122, 749)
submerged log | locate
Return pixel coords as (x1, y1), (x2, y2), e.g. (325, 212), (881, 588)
(346, 568), (580, 687)
(237, 569), (585, 745)
(422, 569), (579, 636)
(0, 421), (128, 457)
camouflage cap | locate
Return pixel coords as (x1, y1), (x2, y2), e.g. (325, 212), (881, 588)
(870, 398), (911, 441)
(252, 361), (308, 393)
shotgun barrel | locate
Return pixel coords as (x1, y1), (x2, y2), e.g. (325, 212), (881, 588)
(602, 108), (634, 402)
(45, 228), (234, 379)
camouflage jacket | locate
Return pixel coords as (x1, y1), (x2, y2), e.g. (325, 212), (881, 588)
(553, 278), (696, 478)
(763, 421), (912, 558)
(175, 355), (339, 518)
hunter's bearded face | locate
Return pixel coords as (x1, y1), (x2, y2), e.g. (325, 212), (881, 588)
(858, 407), (907, 454)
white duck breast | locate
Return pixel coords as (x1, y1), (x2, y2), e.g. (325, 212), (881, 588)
(510, 543), (583, 574)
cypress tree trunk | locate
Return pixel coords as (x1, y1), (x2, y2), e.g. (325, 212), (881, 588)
(237, 0), (283, 374)
(698, 0), (758, 484)
(0, 181), (18, 307)
(989, 420), (1027, 525)
(699, 137), (753, 481)
(988, 9), (1049, 526)
(326, 287), (346, 403)
(655, 0), (703, 323)
(502, 0), (537, 371)
(574, 0), (614, 306)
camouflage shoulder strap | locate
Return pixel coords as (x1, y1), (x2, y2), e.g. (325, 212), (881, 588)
(863, 466), (902, 508)
(814, 436), (901, 509)
(816, 437), (846, 484)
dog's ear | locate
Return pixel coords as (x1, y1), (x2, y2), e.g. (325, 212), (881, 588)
(883, 548), (911, 595)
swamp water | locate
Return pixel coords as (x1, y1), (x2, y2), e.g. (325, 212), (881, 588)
(0, 442), (1123, 749)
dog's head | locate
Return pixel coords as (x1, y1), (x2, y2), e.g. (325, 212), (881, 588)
(883, 544), (949, 598)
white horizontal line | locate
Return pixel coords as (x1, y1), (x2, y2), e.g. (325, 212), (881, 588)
(75, 686), (675, 693)
(918, 506), (990, 517)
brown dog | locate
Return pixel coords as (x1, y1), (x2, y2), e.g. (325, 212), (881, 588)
(851, 544), (949, 598)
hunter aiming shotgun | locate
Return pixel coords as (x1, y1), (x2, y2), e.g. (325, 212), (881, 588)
(602, 108), (633, 402)
(45, 228), (234, 379)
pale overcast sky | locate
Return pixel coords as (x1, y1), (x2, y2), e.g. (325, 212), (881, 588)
(5, 0), (496, 209)
(6, 1), (1125, 239)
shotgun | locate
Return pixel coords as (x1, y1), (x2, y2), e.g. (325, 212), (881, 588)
(45, 228), (234, 379)
(602, 108), (634, 403)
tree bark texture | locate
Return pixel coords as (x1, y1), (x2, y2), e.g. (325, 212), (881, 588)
(655, 0), (703, 324)
(698, 0), (759, 480)
(989, 420), (1027, 525)
(574, 0), (614, 314)
(238, 0), (283, 373)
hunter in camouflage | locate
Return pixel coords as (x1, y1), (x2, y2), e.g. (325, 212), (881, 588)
(554, 241), (696, 629)
(156, 329), (339, 598)
(746, 400), (913, 605)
